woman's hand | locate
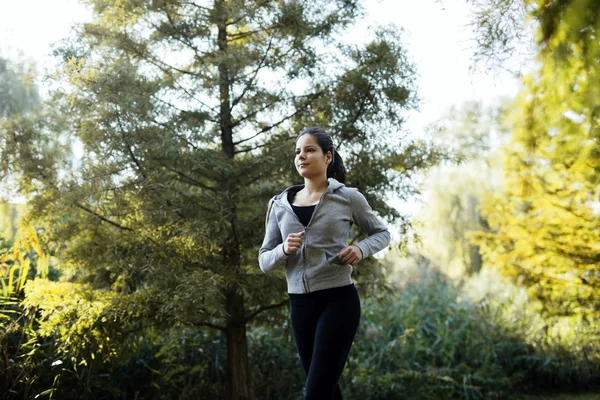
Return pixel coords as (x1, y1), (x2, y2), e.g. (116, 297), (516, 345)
(283, 231), (305, 255)
(337, 245), (363, 265)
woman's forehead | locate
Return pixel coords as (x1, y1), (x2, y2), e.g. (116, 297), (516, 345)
(296, 134), (318, 148)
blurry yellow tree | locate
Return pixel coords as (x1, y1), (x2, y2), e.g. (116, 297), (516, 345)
(470, 0), (600, 321)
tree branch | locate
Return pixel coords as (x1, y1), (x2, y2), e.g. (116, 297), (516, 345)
(181, 1), (211, 13)
(149, 117), (199, 151)
(75, 203), (135, 232)
(225, 15), (248, 28)
(226, 26), (268, 41)
(198, 321), (227, 331)
(233, 109), (300, 147)
(233, 91), (324, 146)
(230, 91), (286, 129)
(153, 88), (218, 121)
(244, 299), (288, 323)
(231, 35), (273, 110)
(156, 160), (218, 192)
(134, 44), (201, 77)
(233, 142), (268, 155)
(115, 110), (147, 179)
(162, 2), (208, 61)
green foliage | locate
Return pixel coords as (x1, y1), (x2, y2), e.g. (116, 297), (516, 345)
(390, 99), (512, 281)
(0, 57), (51, 202)
(247, 320), (306, 400)
(344, 274), (512, 400)
(1, 2), (451, 396)
(4, 261), (599, 398)
(517, 394), (600, 400)
(1, 224), (56, 399)
(343, 267), (599, 399)
(53, 326), (227, 400)
(1, 223), (48, 313)
(466, 0), (533, 73)
(0, 0), (449, 329)
(22, 279), (121, 365)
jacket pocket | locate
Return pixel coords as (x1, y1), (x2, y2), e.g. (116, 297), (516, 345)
(325, 249), (346, 266)
(309, 248), (341, 280)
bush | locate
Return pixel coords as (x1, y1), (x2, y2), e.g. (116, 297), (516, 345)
(4, 269), (599, 399)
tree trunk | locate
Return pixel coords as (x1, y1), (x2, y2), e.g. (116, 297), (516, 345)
(216, 0), (234, 159)
(216, 2), (254, 398)
(225, 285), (254, 400)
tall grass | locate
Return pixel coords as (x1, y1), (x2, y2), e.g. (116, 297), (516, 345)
(250, 266), (599, 399)
(1, 223), (54, 399)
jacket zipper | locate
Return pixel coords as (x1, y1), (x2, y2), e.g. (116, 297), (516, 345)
(279, 204), (309, 292)
(285, 187), (329, 293)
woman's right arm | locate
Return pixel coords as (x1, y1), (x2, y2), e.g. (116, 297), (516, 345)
(258, 200), (289, 273)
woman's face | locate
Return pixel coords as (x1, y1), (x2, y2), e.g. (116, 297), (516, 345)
(295, 134), (331, 179)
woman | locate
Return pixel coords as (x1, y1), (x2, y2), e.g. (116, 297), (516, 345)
(258, 127), (391, 400)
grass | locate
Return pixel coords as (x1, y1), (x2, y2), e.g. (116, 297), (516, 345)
(515, 393), (600, 400)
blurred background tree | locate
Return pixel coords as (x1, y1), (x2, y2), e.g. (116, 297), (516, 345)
(0, 56), (41, 245)
(467, 0), (600, 323)
(0, 56), (39, 118)
(413, 99), (511, 279)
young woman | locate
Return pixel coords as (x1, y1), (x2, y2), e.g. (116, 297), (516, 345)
(258, 127), (391, 400)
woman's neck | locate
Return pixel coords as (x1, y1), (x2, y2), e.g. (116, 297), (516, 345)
(303, 177), (328, 196)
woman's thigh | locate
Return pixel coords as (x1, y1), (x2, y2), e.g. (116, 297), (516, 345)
(305, 285), (361, 398)
(289, 294), (320, 376)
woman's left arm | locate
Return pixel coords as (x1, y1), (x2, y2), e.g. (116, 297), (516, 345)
(347, 188), (391, 259)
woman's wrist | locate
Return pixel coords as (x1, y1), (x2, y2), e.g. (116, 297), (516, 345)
(353, 245), (364, 259)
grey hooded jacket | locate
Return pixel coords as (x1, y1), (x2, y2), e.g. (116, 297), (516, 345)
(258, 177), (391, 294)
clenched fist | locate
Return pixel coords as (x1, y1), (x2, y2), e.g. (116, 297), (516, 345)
(337, 245), (363, 265)
(283, 231), (305, 255)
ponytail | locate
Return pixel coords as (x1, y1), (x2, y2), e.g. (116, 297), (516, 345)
(327, 147), (346, 184)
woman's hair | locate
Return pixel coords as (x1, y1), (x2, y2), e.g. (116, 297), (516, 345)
(297, 127), (347, 184)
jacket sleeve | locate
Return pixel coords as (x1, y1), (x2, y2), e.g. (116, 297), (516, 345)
(348, 188), (391, 258)
(258, 199), (289, 273)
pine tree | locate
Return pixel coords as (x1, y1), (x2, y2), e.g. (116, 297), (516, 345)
(2, 1), (446, 398)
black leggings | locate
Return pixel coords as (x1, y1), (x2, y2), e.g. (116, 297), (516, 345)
(288, 283), (361, 400)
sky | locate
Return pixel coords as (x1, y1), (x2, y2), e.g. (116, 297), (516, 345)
(0, 0), (526, 241)
(0, 0), (521, 117)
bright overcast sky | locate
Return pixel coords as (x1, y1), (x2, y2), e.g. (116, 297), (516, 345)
(0, 0), (525, 237)
(0, 0), (521, 123)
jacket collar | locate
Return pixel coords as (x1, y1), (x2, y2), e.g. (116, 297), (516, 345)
(276, 178), (345, 210)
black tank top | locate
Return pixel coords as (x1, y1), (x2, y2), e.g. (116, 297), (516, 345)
(288, 191), (315, 227)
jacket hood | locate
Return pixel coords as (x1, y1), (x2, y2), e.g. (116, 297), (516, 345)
(274, 178), (345, 204)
